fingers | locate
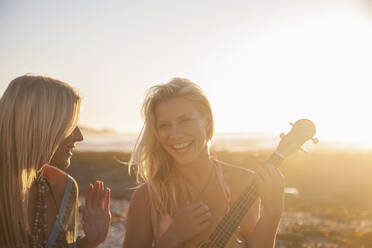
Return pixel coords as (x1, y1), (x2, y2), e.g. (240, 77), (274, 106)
(194, 211), (211, 232)
(267, 165), (284, 186)
(91, 181), (99, 208)
(104, 187), (111, 212)
(197, 218), (211, 232)
(179, 202), (211, 222)
(98, 181), (104, 208)
(257, 165), (283, 182)
(192, 203), (209, 218)
(255, 165), (284, 192)
(190, 203), (211, 227)
(86, 181), (110, 210)
(186, 202), (205, 211)
(195, 211), (211, 226)
(257, 165), (272, 184)
(255, 165), (285, 199)
(85, 183), (93, 210)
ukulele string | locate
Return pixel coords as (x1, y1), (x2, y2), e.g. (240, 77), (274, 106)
(210, 181), (257, 246)
(210, 159), (283, 246)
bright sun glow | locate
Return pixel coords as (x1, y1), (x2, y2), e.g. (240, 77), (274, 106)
(206, 8), (372, 148)
(1, 1), (371, 148)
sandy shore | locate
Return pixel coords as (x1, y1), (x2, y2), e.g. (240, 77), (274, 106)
(69, 149), (372, 247)
(78, 197), (372, 248)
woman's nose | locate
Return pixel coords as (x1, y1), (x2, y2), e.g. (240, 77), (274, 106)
(169, 125), (183, 139)
(73, 126), (84, 142)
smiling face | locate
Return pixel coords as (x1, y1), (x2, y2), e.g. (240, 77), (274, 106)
(50, 126), (83, 168)
(155, 97), (209, 165)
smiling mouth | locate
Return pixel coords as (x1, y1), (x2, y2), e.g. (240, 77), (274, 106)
(66, 145), (75, 156)
(171, 141), (192, 152)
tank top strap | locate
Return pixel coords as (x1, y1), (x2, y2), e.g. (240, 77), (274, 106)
(45, 175), (75, 248)
(213, 159), (232, 210)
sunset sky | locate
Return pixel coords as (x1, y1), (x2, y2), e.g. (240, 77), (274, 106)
(1, 0), (372, 146)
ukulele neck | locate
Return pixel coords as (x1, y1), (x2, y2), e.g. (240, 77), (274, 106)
(266, 151), (284, 168)
(207, 151), (284, 247)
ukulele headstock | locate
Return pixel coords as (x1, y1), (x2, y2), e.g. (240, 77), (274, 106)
(276, 119), (317, 158)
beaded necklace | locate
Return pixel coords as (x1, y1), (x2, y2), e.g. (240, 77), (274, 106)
(31, 172), (48, 248)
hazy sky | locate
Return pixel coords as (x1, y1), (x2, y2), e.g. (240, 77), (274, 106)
(1, 0), (372, 146)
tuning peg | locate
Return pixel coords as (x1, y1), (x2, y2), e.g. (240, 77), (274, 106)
(312, 138), (319, 144)
(280, 133), (285, 139)
(300, 148), (308, 153)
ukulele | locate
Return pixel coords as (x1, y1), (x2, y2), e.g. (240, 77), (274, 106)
(188, 119), (318, 248)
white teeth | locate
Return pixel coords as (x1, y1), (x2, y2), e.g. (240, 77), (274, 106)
(172, 142), (191, 149)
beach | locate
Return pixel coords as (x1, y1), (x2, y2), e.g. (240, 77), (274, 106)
(79, 198), (372, 248)
(67, 139), (372, 248)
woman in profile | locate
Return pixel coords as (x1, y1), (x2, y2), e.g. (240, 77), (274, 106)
(0, 75), (111, 247)
(123, 78), (285, 248)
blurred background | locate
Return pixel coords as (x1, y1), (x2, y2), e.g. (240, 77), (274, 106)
(1, 0), (372, 247)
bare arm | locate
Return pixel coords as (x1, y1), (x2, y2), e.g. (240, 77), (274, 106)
(240, 198), (281, 248)
(240, 165), (284, 248)
(122, 185), (154, 248)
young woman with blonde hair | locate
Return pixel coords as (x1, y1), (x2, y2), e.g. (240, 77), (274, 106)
(123, 78), (285, 248)
(0, 75), (111, 247)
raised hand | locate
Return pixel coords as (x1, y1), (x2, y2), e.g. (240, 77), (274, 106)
(160, 202), (212, 247)
(83, 181), (112, 247)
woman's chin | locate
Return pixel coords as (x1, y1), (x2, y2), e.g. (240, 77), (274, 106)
(51, 157), (71, 169)
(173, 153), (200, 166)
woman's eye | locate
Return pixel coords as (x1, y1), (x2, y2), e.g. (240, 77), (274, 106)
(158, 124), (169, 129)
(181, 118), (192, 123)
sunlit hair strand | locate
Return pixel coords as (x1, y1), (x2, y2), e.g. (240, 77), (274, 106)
(129, 78), (214, 235)
(0, 75), (81, 247)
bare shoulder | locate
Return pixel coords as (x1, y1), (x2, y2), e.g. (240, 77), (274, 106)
(43, 164), (78, 199)
(124, 183), (153, 243)
(214, 160), (256, 198)
(216, 160), (255, 181)
(130, 184), (150, 209)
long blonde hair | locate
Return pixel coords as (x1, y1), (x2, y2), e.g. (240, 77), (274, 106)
(0, 75), (81, 247)
(129, 78), (214, 235)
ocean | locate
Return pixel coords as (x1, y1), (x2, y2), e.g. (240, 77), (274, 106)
(75, 133), (281, 152)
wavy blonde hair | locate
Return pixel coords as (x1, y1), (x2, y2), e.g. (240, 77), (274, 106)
(129, 78), (214, 235)
(0, 75), (81, 247)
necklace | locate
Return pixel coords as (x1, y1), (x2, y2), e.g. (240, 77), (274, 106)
(189, 159), (215, 200)
(31, 172), (48, 248)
